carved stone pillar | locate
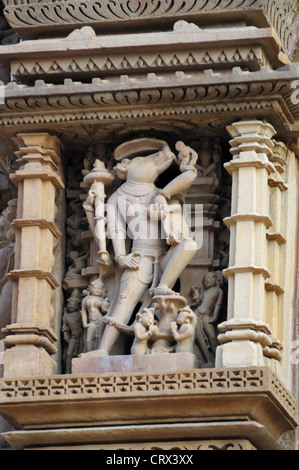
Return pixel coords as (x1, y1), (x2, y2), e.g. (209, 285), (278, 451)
(216, 120), (276, 367)
(3, 133), (64, 378)
(264, 140), (288, 366)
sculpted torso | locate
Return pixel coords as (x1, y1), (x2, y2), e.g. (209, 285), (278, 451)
(84, 296), (105, 323)
(196, 286), (223, 316)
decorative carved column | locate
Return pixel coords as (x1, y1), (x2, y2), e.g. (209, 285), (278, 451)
(216, 120), (276, 367)
(2, 133), (64, 378)
(264, 140), (288, 366)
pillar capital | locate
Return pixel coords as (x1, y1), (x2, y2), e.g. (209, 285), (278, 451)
(10, 132), (64, 189)
(13, 133), (61, 157)
(225, 120), (277, 175)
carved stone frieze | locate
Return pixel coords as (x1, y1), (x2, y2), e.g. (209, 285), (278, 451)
(10, 45), (271, 82)
(2, 0), (298, 59)
(0, 67), (298, 150)
(0, 367), (297, 443)
(0, 24), (284, 84)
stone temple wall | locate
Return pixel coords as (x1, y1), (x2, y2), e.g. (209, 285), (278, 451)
(0, 0), (298, 451)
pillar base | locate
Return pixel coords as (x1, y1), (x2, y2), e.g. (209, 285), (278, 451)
(216, 318), (273, 367)
(3, 346), (57, 378)
(216, 341), (266, 368)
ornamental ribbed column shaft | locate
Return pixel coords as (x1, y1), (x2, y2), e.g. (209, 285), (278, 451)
(3, 133), (64, 378)
(265, 141), (288, 357)
(216, 120), (277, 367)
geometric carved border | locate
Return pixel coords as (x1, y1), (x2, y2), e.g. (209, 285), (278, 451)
(0, 367), (297, 418)
(0, 368), (265, 398)
(0, 367), (297, 451)
(11, 46), (268, 79)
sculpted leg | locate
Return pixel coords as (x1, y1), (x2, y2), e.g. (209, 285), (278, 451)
(85, 323), (98, 352)
(202, 317), (218, 355)
(99, 273), (149, 354)
(155, 238), (197, 295)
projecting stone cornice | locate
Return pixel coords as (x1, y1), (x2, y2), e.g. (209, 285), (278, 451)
(2, 0), (298, 60)
(0, 26), (288, 81)
(0, 65), (298, 149)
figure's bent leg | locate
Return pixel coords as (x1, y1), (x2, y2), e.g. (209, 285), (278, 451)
(86, 323), (97, 352)
(202, 319), (218, 355)
(66, 340), (76, 374)
(195, 321), (210, 363)
(99, 271), (150, 355)
(155, 238), (197, 295)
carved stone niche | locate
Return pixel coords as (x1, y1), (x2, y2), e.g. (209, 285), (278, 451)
(59, 134), (228, 375)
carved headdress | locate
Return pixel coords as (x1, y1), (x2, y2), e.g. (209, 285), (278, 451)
(114, 138), (168, 161)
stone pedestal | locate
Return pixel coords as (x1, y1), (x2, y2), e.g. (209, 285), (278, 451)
(72, 351), (197, 374)
(0, 367), (297, 450)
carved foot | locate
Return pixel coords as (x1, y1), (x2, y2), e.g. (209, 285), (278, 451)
(153, 286), (179, 296)
(95, 349), (109, 357)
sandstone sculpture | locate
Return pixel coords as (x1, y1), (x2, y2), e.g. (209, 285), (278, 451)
(192, 272), (224, 364)
(81, 279), (110, 352)
(61, 290), (84, 373)
(170, 307), (197, 354)
(0, 0), (298, 452)
(104, 307), (159, 356)
(0, 199), (17, 340)
(87, 138), (199, 356)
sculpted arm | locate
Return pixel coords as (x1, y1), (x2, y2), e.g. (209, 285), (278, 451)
(170, 322), (180, 342)
(171, 323), (193, 342)
(210, 289), (224, 323)
(103, 317), (134, 335)
(80, 299), (88, 328)
(61, 309), (70, 341)
(101, 298), (110, 314)
(106, 192), (127, 263)
(134, 323), (156, 341)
